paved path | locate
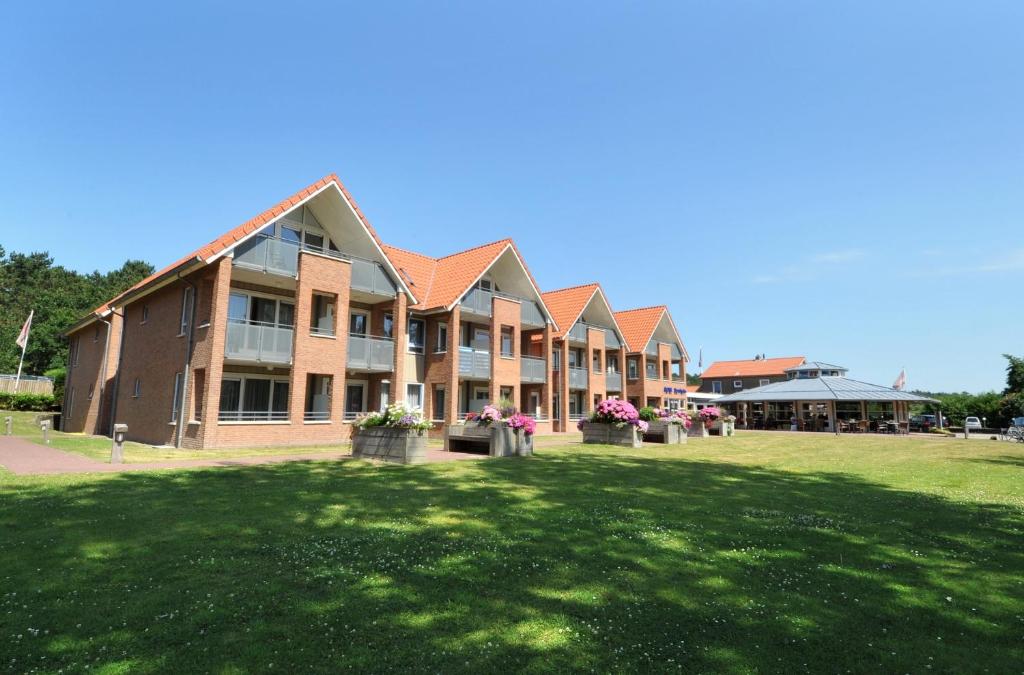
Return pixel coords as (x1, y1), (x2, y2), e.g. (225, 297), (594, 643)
(0, 436), (482, 476)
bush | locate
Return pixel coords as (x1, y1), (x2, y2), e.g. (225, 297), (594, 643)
(0, 392), (58, 411)
(638, 406), (659, 422)
(45, 367), (66, 401)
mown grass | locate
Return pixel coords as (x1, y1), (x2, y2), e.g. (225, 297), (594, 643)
(1, 433), (1022, 672)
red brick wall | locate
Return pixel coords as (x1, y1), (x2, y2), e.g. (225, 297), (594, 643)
(63, 314), (122, 435)
(490, 297), (520, 406)
(423, 310), (457, 421)
(586, 327), (606, 407)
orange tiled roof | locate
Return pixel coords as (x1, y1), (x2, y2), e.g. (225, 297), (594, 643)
(82, 174), (406, 322)
(613, 306), (667, 353)
(541, 283), (618, 340)
(383, 238), (549, 316)
(700, 356), (805, 379)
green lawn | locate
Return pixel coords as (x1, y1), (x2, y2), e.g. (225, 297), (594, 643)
(1, 433), (1022, 672)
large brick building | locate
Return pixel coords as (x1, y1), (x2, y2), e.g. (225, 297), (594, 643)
(63, 174), (689, 447)
(697, 356), (806, 396)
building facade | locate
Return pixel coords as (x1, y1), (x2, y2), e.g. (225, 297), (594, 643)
(63, 174), (688, 447)
(697, 356), (806, 396)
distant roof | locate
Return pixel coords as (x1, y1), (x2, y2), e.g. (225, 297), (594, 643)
(701, 356), (806, 379)
(785, 361), (847, 372)
(715, 376), (939, 403)
(541, 283), (623, 341)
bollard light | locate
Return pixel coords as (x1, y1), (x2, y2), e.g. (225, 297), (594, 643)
(4, 416), (11, 436)
(40, 419), (50, 444)
(111, 424), (128, 464)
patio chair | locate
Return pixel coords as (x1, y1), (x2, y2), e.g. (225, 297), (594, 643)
(858, 420), (869, 433)
(898, 421), (909, 435)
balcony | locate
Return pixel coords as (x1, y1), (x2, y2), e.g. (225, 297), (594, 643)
(346, 335), (394, 372)
(521, 356), (546, 383)
(568, 366), (588, 390)
(232, 235), (398, 298)
(566, 322), (589, 343)
(604, 330), (622, 349)
(606, 371), (623, 391)
(645, 339), (659, 357)
(460, 288), (546, 327)
(458, 346), (491, 379)
(233, 235), (300, 277)
(350, 257), (398, 298)
(224, 320), (293, 364)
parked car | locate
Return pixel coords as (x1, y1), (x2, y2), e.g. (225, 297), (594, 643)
(909, 414), (949, 432)
(964, 416), (982, 430)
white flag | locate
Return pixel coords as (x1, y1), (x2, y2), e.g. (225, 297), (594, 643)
(15, 310), (33, 350)
(892, 368), (906, 391)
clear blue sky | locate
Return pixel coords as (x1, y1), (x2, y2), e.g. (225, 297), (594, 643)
(1, 2), (1020, 392)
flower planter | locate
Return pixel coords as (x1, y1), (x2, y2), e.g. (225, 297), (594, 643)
(580, 422), (642, 448)
(722, 421), (736, 437)
(352, 427), (428, 464)
(444, 424), (517, 457)
(688, 421), (709, 438)
(644, 420), (688, 444)
(513, 429), (534, 456)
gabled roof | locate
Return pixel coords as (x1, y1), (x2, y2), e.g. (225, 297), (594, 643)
(541, 283), (623, 341)
(383, 239), (552, 321)
(715, 376), (938, 403)
(71, 174), (414, 332)
(701, 356), (805, 379)
(613, 306), (669, 353)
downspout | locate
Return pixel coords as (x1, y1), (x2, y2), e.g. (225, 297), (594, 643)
(174, 275), (199, 449)
(60, 338), (72, 431)
(107, 309), (126, 436)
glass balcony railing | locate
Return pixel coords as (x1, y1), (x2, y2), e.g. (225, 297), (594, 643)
(606, 371), (623, 391)
(568, 366), (588, 390)
(232, 235), (398, 298)
(224, 320), (293, 364)
(346, 334), (394, 372)
(459, 288), (546, 327)
(521, 356), (546, 383)
(458, 346), (491, 379)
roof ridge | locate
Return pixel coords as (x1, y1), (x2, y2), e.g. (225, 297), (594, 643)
(436, 238), (512, 261)
(713, 355), (805, 364)
(542, 282), (600, 296)
(615, 305), (667, 315)
(382, 242), (438, 261)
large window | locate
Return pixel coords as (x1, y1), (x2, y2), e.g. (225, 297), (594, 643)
(866, 401), (894, 422)
(383, 314), (394, 339)
(606, 354), (619, 373)
(218, 376), (290, 421)
(310, 294), (336, 336)
(500, 326), (514, 358)
(304, 374), (333, 421)
(646, 359), (657, 379)
(229, 292), (294, 328)
(349, 312), (367, 336)
(835, 401), (862, 421)
(433, 386), (446, 421)
(406, 383), (424, 409)
(627, 358), (638, 379)
(171, 372), (183, 422)
(408, 318), (425, 353)
(711, 380), (722, 394)
(436, 322), (448, 353)
(178, 287), (194, 336)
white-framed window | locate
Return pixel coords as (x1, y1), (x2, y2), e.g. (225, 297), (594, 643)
(229, 291), (294, 328)
(141, 305), (149, 324)
(133, 377), (142, 398)
(178, 286), (194, 336)
(500, 326), (514, 358)
(759, 378), (770, 387)
(433, 386), (446, 421)
(712, 381), (722, 394)
(406, 383), (424, 409)
(348, 311), (368, 336)
(408, 318), (425, 353)
(71, 337), (81, 366)
(552, 349), (561, 371)
(436, 322), (448, 353)
(734, 380), (743, 389)
(171, 372), (183, 422)
(218, 375), (290, 422)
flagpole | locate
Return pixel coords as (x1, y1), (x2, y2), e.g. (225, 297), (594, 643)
(14, 338), (27, 393)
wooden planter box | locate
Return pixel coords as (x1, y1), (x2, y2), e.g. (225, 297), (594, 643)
(444, 424), (532, 457)
(644, 420), (688, 444)
(352, 427), (428, 464)
(580, 422), (642, 448)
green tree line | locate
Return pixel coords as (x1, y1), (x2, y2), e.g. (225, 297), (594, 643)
(0, 246), (153, 377)
(912, 354), (1024, 428)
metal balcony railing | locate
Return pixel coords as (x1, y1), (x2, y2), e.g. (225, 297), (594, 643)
(224, 320), (293, 364)
(458, 346), (491, 379)
(346, 334), (394, 372)
(218, 409), (289, 422)
(568, 366), (588, 390)
(521, 356), (546, 383)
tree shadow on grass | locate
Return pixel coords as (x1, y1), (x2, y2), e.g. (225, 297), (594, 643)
(1, 448), (1022, 673)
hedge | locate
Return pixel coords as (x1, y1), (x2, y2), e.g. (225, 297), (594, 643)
(0, 392), (58, 411)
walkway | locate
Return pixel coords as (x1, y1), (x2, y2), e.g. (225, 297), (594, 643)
(0, 436), (482, 476)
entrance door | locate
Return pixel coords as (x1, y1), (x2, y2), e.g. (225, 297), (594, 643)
(345, 382), (365, 417)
